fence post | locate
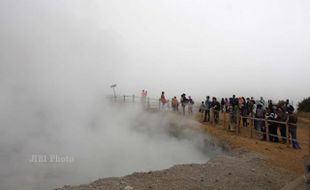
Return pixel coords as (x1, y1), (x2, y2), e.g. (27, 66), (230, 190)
(252, 116), (255, 138)
(223, 112), (226, 129)
(265, 118), (269, 142)
(228, 112), (231, 131)
(286, 120), (290, 148)
(211, 109), (215, 126)
(123, 95), (126, 102)
(309, 125), (310, 155)
(250, 117), (253, 138)
(236, 111), (240, 135)
(167, 100), (170, 111)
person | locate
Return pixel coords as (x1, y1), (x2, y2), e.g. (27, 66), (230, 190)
(259, 97), (266, 108)
(268, 100), (273, 111)
(246, 98), (253, 116)
(188, 96), (194, 115)
(266, 106), (279, 142)
(180, 93), (188, 115)
(229, 95), (239, 127)
(204, 96), (211, 122)
(249, 99), (256, 130)
(221, 98), (225, 112)
(212, 97), (221, 123)
(255, 103), (266, 140)
(288, 106), (301, 149)
(199, 101), (206, 119)
(225, 98), (229, 113)
(277, 107), (287, 144)
(141, 90), (147, 107)
(160, 91), (167, 110)
(241, 97), (249, 128)
(283, 99), (294, 113)
(171, 96), (179, 112)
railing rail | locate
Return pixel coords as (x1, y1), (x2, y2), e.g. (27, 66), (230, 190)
(109, 95), (309, 149)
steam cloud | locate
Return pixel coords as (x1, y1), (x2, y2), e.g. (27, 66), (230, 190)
(0, 92), (222, 190)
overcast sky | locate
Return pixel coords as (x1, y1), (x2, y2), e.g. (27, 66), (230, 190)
(1, 0), (310, 104)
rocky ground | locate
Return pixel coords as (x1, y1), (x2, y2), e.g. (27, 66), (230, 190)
(55, 113), (310, 190)
(55, 151), (297, 190)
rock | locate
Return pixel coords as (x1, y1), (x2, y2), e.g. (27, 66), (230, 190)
(124, 185), (133, 190)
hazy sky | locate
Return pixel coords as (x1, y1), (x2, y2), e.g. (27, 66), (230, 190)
(1, 0), (310, 103)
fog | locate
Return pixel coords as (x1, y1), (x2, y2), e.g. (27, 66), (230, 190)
(1, 0), (310, 102)
(1, 96), (222, 190)
(0, 0), (310, 189)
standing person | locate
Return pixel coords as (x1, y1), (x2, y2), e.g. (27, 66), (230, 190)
(267, 106), (279, 143)
(221, 98), (225, 112)
(199, 101), (206, 119)
(188, 96), (195, 115)
(141, 90), (147, 107)
(255, 103), (266, 140)
(283, 99), (293, 113)
(277, 107), (287, 144)
(212, 97), (221, 123)
(204, 96), (211, 122)
(180, 93), (188, 116)
(160, 91), (167, 110)
(251, 99), (257, 117)
(288, 106), (301, 149)
(246, 98), (253, 115)
(241, 97), (249, 128)
(225, 98), (229, 113)
(230, 95), (239, 127)
(259, 97), (266, 108)
(171, 96), (179, 112)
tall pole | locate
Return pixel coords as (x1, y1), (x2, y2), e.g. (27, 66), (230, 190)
(112, 87), (116, 98)
(110, 84), (117, 100)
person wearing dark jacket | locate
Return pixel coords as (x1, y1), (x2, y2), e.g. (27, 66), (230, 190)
(277, 108), (287, 144)
(204, 96), (211, 122)
(267, 107), (279, 143)
(221, 98), (225, 112)
(180, 93), (188, 116)
(212, 97), (221, 123)
(288, 106), (301, 149)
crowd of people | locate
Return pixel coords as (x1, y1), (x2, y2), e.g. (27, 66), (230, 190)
(158, 91), (195, 115)
(140, 90), (301, 149)
(201, 95), (300, 149)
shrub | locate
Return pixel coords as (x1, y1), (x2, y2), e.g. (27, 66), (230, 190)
(297, 97), (310, 112)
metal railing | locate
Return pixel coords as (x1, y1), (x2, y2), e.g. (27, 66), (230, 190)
(109, 95), (310, 150)
(110, 95), (173, 110)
